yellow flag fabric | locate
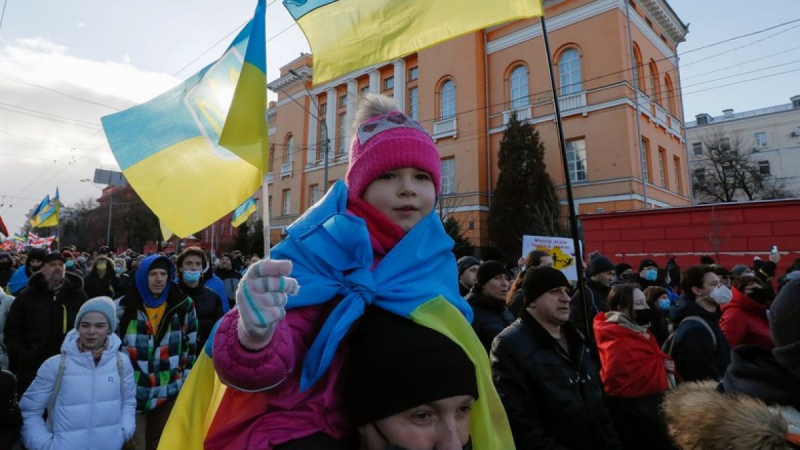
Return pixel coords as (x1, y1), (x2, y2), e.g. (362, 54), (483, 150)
(286, 0), (544, 84)
(159, 219), (174, 241)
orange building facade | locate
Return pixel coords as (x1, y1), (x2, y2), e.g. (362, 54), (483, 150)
(261, 0), (691, 248)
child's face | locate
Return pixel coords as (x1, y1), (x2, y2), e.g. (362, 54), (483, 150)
(363, 167), (436, 232)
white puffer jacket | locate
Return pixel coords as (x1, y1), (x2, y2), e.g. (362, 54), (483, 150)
(19, 329), (136, 450)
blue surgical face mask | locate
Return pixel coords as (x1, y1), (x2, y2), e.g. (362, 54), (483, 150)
(658, 298), (671, 310)
(115, 266), (124, 275)
(65, 260), (75, 268)
(183, 270), (202, 283)
(644, 269), (658, 281)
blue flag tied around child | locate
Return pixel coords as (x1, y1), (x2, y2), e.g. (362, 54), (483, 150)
(270, 181), (474, 391)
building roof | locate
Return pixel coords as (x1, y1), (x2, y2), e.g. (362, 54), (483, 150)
(686, 102), (797, 128)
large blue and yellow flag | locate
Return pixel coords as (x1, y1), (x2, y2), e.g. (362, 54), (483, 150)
(231, 196), (257, 228)
(285, 0), (544, 84)
(36, 188), (60, 228)
(101, 0), (267, 238)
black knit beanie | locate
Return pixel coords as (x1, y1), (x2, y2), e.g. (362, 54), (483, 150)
(770, 279), (800, 377)
(457, 256), (481, 277)
(345, 307), (478, 426)
(615, 263), (633, 277)
(476, 260), (511, 289)
(587, 255), (615, 277)
(522, 266), (570, 305)
(149, 258), (172, 274)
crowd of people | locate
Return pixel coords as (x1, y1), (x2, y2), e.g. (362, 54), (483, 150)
(0, 94), (799, 449)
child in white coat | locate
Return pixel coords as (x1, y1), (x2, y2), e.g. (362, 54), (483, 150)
(20, 296), (136, 450)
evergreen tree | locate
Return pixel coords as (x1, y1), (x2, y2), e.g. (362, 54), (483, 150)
(489, 113), (563, 263)
(443, 217), (473, 258)
(234, 223), (249, 253)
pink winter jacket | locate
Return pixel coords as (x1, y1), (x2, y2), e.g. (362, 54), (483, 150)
(211, 301), (350, 448)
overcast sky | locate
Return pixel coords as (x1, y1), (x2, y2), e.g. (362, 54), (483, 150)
(0, 0), (798, 234)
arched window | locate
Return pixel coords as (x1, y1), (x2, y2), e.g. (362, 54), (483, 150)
(632, 43), (645, 91)
(283, 134), (294, 164)
(509, 65), (529, 108)
(558, 49), (582, 95)
(440, 80), (456, 119)
(664, 74), (676, 116)
(649, 60), (661, 104)
(269, 144), (276, 168)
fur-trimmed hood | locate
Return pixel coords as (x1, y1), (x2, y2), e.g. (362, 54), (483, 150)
(664, 381), (800, 449)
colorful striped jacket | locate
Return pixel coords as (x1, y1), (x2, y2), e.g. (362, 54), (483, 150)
(116, 284), (198, 412)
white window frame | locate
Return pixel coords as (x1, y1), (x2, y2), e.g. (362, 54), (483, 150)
(337, 112), (346, 154)
(282, 189), (291, 216)
(409, 87), (419, 120)
(754, 132), (768, 149)
(284, 135), (294, 164)
(409, 67), (419, 81)
(309, 184), (320, 206)
(559, 49), (583, 96)
(441, 158), (455, 195)
(339, 94), (347, 109)
(694, 168), (705, 183)
(759, 160), (771, 176)
(384, 76), (394, 90)
(440, 80), (456, 119)
(510, 66), (529, 109)
(566, 139), (587, 182)
(692, 142), (703, 156)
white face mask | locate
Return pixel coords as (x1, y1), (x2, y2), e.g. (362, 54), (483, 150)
(709, 285), (733, 305)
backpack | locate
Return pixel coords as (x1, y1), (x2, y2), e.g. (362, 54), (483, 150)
(662, 315), (717, 357)
(46, 352), (125, 432)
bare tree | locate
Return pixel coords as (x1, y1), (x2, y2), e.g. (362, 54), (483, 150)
(692, 128), (793, 203)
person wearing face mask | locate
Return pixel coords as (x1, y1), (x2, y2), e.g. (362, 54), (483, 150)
(466, 261), (514, 354)
(635, 259), (662, 290)
(0, 253), (15, 291)
(642, 287), (670, 346)
(345, 307), (479, 450)
(570, 254), (616, 344)
(593, 285), (676, 450)
(720, 276), (774, 350)
(613, 263), (635, 285)
(7, 248), (46, 295)
(62, 250), (85, 278)
(113, 257), (132, 297)
(176, 247), (227, 352)
(83, 255), (118, 299)
(666, 266), (732, 382)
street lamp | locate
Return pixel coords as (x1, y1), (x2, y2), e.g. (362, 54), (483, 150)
(288, 69), (331, 192)
(81, 179), (112, 247)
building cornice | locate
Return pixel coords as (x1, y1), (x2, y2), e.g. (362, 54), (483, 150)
(267, 65), (313, 91)
(635, 0), (688, 44)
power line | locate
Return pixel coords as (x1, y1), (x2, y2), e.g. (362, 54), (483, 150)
(0, 0), (8, 34)
(0, 101), (100, 127)
(681, 23), (800, 68)
(0, 74), (122, 111)
(679, 17), (800, 55)
(682, 45), (800, 80)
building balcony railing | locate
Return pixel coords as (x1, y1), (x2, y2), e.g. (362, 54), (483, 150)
(637, 90), (652, 113)
(558, 91), (587, 111)
(266, 172), (273, 184)
(432, 117), (457, 140)
(669, 116), (682, 135)
(655, 104), (668, 124)
(281, 162), (292, 177)
(503, 105), (532, 125)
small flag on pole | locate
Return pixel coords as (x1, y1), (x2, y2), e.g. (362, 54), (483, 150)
(231, 197), (257, 228)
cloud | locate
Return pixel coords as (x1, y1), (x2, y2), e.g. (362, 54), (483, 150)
(0, 36), (182, 233)
(77, 22), (86, 29)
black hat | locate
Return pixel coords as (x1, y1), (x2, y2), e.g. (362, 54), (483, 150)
(149, 258), (172, 274)
(615, 263), (633, 277)
(221, 253), (233, 261)
(770, 279), (800, 377)
(27, 248), (46, 262)
(0, 253), (12, 263)
(522, 266), (570, 305)
(457, 256), (481, 277)
(345, 308), (478, 426)
(476, 260), (511, 288)
(98, 246), (110, 255)
(587, 255), (615, 277)
(42, 252), (66, 264)
(639, 259), (659, 271)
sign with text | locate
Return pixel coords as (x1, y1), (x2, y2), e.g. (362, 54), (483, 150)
(522, 235), (578, 282)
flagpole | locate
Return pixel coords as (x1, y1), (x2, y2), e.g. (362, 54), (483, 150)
(539, 16), (593, 349)
(262, 174), (270, 258)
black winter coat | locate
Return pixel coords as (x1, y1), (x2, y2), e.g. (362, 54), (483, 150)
(466, 291), (515, 354)
(569, 279), (611, 347)
(178, 279), (226, 351)
(4, 271), (87, 395)
(491, 311), (622, 450)
(668, 296), (731, 382)
(83, 270), (118, 299)
(720, 345), (800, 408)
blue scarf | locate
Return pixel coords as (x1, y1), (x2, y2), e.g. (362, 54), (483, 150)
(135, 255), (174, 308)
(272, 181), (473, 391)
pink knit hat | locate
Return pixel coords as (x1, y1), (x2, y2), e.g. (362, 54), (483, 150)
(346, 111), (441, 201)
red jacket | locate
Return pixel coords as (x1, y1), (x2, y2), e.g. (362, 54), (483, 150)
(720, 288), (774, 350)
(594, 312), (673, 398)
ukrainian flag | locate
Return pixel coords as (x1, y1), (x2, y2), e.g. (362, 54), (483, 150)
(28, 194), (50, 228)
(286, 0), (544, 84)
(231, 196), (257, 228)
(36, 188), (60, 228)
(101, 0), (268, 238)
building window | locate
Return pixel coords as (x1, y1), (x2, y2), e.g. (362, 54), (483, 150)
(339, 94), (347, 108)
(309, 184), (320, 206)
(692, 142), (703, 156)
(409, 66), (419, 81)
(337, 112), (347, 154)
(268, 196), (272, 217)
(360, 86), (369, 97)
(632, 43), (645, 91)
(384, 76), (394, 90)
(664, 74), (676, 115)
(759, 160), (771, 176)
(723, 164), (735, 180)
(658, 147), (668, 189)
(317, 103), (328, 161)
(440, 80), (456, 119)
(674, 156), (683, 194)
(649, 60), (661, 104)
(755, 132), (768, 148)
(283, 135), (294, 164)
(566, 139), (587, 182)
(441, 158), (455, 195)
(641, 138), (650, 183)
(719, 137), (731, 152)
(694, 168), (705, 183)
(282, 189), (291, 216)
(793, 98), (800, 108)
(409, 87), (419, 120)
(559, 49), (582, 95)
(697, 115), (709, 125)
(509, 65), (529, 109)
